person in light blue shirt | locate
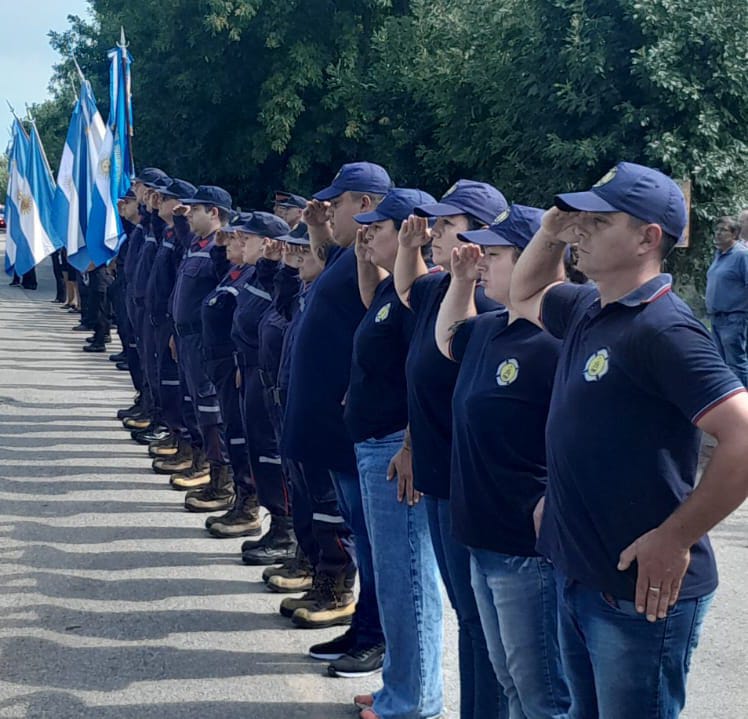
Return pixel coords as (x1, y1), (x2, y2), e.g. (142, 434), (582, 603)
(705, 216), (748, 386)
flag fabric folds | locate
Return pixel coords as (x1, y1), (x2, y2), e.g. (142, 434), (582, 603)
(4, 118), (61, 277)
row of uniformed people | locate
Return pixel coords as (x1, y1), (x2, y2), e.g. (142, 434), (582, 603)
(104, 160), (748, 719)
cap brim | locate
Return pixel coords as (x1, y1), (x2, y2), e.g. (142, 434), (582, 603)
(414, 202), (465, 218)
(180, 198), (231, 212)
(281, 235), (311, 246)
(554, 191), (619, 213)
(457, 228), (514, 246)
(354, 209), (389, 224)
(312, 184), (344, 201)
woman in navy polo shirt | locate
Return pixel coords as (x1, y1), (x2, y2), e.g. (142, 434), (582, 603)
(435, 205), (569, 719)
(393, 180), (508, 719)
(344, 188), (443, 719)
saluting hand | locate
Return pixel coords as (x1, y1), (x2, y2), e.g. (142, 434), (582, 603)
(451, 243), (482, 283)
(398, 215), (430, 249)
(214, 230), (229, 247)
(172, 203), (190, 217)
(617, 526), (691, 622)
(282, 243), (304, 269)
(303, 200), (331, 228)
(354, 227), (371, 263)
(263, 239), (283, 261)
(540, 207), (582, 245)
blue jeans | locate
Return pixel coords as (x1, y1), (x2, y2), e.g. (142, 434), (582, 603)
(556, 573), (714, 719)
(425, 496), (507, 719)
(470, 549), (569, 719)
(330, 469), (384, 648)
(356, 432), (444, 719)
(711, 312), (748, 386)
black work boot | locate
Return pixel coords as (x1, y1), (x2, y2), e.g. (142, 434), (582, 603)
(289, 573), (355, 628)
(148, 434), (179, 458)
(183, 464), (235, 513)
(169, 447), (210, 490)
(241, 515), (297, 565)
(205, 487), (262, 536)
(263, 548), (315, 593)
(116, 395), (142, 420)
(152, 440), (193, 474)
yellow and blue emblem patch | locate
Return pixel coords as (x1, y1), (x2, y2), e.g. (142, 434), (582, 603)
(375, 303), (392, 323)
(496, 358), (520, 387)
(583, 349), (609, 382)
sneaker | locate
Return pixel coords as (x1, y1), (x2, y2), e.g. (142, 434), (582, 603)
(291, 575), (356, 629)
(83, 343), (106, 353)
(131, 425), (171, 445)
(354, 695), (375, 710)
(264, 553), (315, 593)
(309, 627), (357, 661)
(327, 643), (386, 678)
(109, 351), (126, 362)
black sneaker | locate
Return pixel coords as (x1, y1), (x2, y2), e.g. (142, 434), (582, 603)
(83, 343), (106, 353)
(327, 642), (385, 678)
(309, 627), (357, 661)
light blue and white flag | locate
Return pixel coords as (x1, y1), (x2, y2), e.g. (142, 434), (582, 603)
(65, 81), (106, 271)
(85, 34), (134, 264)
(4, 118), (59, 276)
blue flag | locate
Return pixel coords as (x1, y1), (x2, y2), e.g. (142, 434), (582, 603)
(4, 118), (59, 276)
(85, 39), (134, 265)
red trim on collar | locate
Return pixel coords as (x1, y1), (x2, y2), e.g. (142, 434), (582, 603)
(644, 285), (672, 304)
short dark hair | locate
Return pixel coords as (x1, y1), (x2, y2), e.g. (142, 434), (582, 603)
(465, 214), (484, 231)
(628, 216), (678, 260)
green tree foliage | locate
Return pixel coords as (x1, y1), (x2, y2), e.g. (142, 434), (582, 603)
(0, 154), (8, 202)
(34, 0), (748, 290)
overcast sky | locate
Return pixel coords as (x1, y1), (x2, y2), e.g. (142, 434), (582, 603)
(0, 1), (91, 146)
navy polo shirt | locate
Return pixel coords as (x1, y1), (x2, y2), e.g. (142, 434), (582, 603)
(406, 271), (501, 499)
(705, 244), (748, 314)
(278, 284), (310, 394)
(258, 265), (301, 383)
(538, 274), (746, 600)
(345, 277), (414, 443)
(451, 314), (561, 556)
(283, 245), (366, 475)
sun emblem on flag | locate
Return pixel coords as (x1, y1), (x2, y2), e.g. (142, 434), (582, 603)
(375, 302), (391, 323)
(496, 358), (519, 387)
(100, 158), (112, 175)
(17, 191), (32, 215)
(583, 349), (609, 382)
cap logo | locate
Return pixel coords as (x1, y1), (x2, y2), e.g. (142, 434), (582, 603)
(375, 302), (392, 324)
(496, 358), (519, 387)
(583, 348), (609, 382)
(443, 182), (459, 198)
(333, 169), (343, 182)
(593, 168), (617, 188)
(493, 209), (510, 224)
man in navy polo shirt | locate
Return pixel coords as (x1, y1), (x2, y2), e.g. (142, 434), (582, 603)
(283, 162), (390, 676)
(511, 161), (748, 718)
(705, 215), (748, 386)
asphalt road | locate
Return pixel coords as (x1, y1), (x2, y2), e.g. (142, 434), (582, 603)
(0, 252), (745, 718)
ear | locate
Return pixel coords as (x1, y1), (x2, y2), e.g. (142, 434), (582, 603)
(638, 223), (663, 257)
(359, 194), (374, 211)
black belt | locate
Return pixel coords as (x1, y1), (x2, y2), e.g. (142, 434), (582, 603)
(174, 322), (202, 337)
(258, 369), (275, 389)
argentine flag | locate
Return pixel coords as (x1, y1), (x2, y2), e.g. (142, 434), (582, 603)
(4, 118), (60, 277)
(64, 82), (106, 271)
(85, 40), (133, 265)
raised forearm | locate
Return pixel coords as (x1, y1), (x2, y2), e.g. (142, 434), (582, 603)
(356, 259), (387, 309)
(435, 276), (476, 359)
(394, 246), (428, 307)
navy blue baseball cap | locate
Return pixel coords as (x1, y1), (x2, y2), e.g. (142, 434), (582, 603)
(313, 162), (393, 201)
(220, 211), (253, 234)
(354, 188), (438, 225)
(120, 188), (136, 200)
(414, 180), (508, 226)
(279, 222), (311, 246)
(274, 191), (308, 209)
(181, 185), (233, 213)
(158, 178), (197, 200)
(554, 161), (688, 239)
(134, 167), (168, 187)
(458, 205), (544, 250)
(240, 211), (291, 238)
